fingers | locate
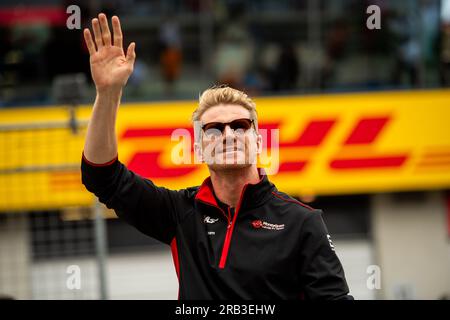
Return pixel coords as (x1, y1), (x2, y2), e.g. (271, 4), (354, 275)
(92, 18), (103, 49)
(112, 16), (123, 49)
(126, 42), (136, 65)
(98, 13), (112, 47)
(83, 28), (96, 55)
(88, 14), (127, 54)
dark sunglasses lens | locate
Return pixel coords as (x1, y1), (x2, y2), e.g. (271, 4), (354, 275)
(230, 119), (252, 131)
(203, 123), (224, 132)
(203, 123), (224, 138)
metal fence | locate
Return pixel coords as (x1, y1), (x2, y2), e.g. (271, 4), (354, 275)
(0, 116), (109, 300)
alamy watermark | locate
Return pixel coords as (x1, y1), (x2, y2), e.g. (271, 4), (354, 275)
(171, 122), (280, 175)
(66, 5), (81, 30)
(66, 265), (81, 290)
(67, 5), (382, 35)
(366, 5), (381, 30)
(366, 265), (381, 290)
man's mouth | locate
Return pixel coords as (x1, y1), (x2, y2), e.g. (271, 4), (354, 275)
(221, 148), (242, 153)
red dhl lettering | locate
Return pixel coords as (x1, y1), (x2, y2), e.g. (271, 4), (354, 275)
(330, 115), (410, 170)
(344, 116), (389, 145)
(128, 152), (197, 178)
(118, 116), (411, 179)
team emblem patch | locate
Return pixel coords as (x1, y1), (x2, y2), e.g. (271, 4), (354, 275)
(251, 220), (285, 230)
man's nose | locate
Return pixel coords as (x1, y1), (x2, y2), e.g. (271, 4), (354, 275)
(223, 124), (235, 137)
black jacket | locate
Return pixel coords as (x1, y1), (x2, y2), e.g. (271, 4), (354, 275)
(81, 153), (353, 300)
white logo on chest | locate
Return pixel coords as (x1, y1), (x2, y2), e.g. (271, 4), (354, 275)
(203, 216), (219, 224)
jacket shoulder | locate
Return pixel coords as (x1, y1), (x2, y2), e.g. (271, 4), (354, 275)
(271, 190), (321, 218)
(177, 185), (200, 200)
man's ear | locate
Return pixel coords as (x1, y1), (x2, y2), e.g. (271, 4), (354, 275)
(194, 142), (203, 163)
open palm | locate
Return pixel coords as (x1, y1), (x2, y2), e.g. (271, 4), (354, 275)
(83, 14), (136, 93)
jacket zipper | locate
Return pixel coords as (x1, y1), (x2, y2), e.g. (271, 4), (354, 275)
(218, 184), (248, 269)
(196, 184), (248, 269)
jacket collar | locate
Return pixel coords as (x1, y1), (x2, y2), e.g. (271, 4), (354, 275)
(195, 168), (275, 211)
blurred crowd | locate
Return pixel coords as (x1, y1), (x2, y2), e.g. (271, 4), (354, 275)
(0, 0), (448, 106)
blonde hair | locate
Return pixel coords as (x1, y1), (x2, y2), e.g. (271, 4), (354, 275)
(192, 85), (258, 142)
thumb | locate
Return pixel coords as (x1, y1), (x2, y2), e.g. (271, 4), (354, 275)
(126, 42), (136, 65)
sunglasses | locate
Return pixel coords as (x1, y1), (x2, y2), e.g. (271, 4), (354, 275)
(201, 118), (255, 138)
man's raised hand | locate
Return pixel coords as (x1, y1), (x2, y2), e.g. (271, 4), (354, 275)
(83, 14), (136, 94)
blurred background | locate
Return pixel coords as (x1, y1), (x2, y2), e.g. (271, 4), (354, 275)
(0, 0), (449, 300)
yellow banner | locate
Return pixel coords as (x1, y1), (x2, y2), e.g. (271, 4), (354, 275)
(1, 89), (449, 211)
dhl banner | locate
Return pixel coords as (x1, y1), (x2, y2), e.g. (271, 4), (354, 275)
(1, 89), (450, 211)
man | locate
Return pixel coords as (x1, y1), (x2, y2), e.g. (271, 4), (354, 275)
(81, 14), (353, 300)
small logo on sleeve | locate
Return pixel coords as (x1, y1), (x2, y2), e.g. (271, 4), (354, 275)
(327, 234), (336, 251)
(251, 220), (284, 230)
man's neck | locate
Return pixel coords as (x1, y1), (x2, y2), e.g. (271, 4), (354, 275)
(209, 165), (260, 208)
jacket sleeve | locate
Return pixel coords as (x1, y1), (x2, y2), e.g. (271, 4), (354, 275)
(298, 210), (354, 300)
(81, 153), (189, 245)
